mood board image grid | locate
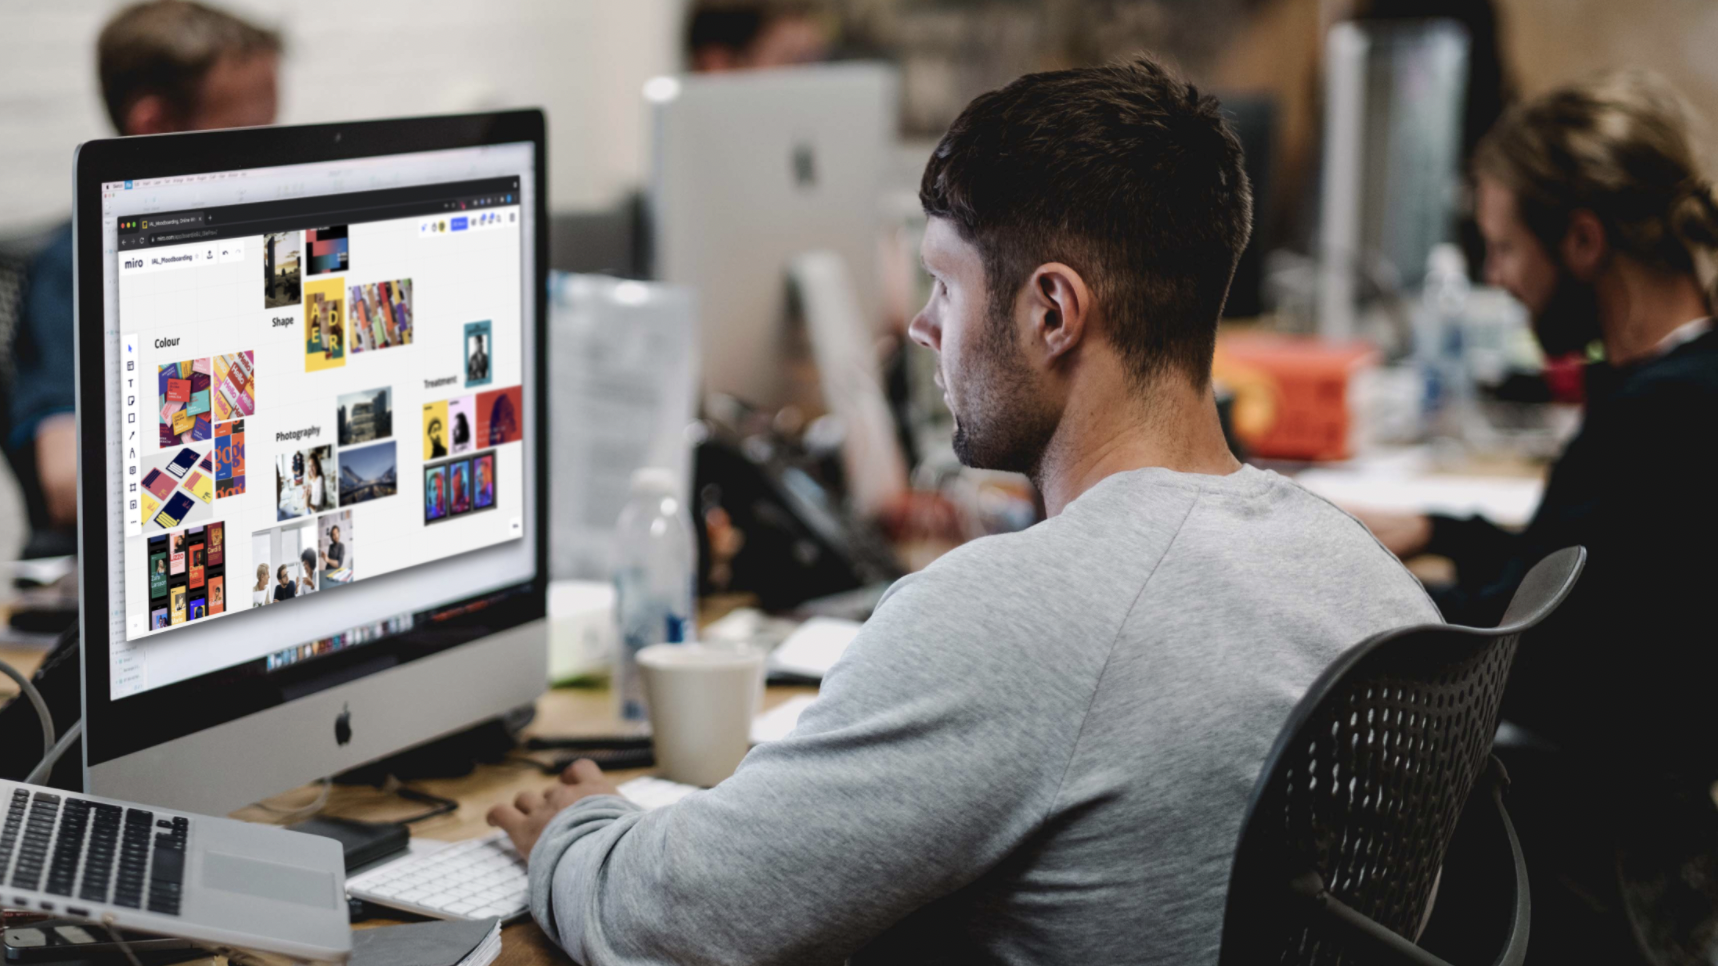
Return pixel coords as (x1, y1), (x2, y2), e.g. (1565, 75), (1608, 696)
(131, 215), (524, 638)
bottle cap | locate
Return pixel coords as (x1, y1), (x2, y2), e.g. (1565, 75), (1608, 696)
(1427, 243), (1467, 279)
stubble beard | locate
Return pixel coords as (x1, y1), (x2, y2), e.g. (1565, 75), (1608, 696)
(948, 304), (1059, 478)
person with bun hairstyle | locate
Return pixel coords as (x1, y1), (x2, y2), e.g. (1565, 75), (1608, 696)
(1358, 70), (1718, 964)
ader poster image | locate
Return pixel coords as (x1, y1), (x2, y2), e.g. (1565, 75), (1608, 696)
(207, 522), (225, 566)
(464, 321), (493, 387)
(158, 358), (212, 445)
(209, 576), (226, 616)
(304, 277), (347, 372)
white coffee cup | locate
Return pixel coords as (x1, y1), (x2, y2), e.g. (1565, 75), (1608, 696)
(637, 643), (765, 787)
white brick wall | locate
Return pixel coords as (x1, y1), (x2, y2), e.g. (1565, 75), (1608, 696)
(0, 0), (686, 235)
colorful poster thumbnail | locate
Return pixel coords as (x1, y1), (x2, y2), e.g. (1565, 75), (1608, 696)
(147, 523), (225, 633)
(423, 400), (448, 460)
(215, 420), (246, 498)
(476, 386), (523, 447)
(213, 351), (256, 421)
(158, 358), (211, 445)
(305, 225), (349, 276)
(424, 451), (497, 525)
(138, 444), (212, 533)
(349, 280), (413, 353)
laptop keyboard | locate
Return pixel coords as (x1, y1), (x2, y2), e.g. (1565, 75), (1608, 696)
(1, 787), (186, 917)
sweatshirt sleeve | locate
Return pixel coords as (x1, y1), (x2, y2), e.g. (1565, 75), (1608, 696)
(526, 550), (1110, 965)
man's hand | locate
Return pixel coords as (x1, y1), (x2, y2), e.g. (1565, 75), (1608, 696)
(486, 759), (623, 857)
(1349, 507), (1433, 559)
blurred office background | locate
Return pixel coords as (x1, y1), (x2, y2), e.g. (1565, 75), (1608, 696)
(3, 0), (1718, 596)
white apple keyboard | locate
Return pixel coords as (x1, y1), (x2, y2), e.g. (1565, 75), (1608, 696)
(346, 776), (699, 922)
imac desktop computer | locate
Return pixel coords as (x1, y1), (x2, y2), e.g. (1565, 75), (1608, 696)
(647, 62), (899, 411)
(73, 112), (550, 816)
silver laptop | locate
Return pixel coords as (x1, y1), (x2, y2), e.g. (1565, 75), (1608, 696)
(0, 779), (350, 963)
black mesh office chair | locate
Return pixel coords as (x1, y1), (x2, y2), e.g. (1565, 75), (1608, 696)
(1218, 546), (1586, 966)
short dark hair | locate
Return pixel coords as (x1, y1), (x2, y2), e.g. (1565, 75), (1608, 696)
(686, 2), (813, 58)
(98, 0), (281, 132)
(920, 57), (1252, 388)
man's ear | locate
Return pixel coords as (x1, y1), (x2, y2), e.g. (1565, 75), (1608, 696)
(1560, 209), (1609, 281)
(1025, 262), (1093, 362)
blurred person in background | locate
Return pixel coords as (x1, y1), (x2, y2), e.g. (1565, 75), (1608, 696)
(1358, 71), (1718, 964)
(6, 0), (279, 557)
(686, 0), (831, 73)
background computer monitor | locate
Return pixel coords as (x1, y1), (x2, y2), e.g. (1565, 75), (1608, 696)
(73, 113), (549, 815)
(648, 62), (900, 410)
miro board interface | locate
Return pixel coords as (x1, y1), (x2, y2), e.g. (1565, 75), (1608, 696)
(99, 145), (538, 700)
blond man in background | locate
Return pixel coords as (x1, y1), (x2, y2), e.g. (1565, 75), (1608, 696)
(1361, 71), (1718, 964)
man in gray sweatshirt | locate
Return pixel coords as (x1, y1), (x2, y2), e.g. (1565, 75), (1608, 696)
(489, 56), (1439, 965)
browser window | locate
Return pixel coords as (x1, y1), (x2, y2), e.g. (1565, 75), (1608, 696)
(100, 146), (537, 699)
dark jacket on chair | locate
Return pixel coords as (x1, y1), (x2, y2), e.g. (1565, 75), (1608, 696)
(1425, 326), (1718, 771)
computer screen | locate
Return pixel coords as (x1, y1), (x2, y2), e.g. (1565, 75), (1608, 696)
(93, 142), (538, 702)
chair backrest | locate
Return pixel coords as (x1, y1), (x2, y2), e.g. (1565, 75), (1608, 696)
(1218, 546), (1585, 965)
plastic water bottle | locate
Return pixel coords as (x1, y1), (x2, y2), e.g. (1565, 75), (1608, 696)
(612, 468), (697, 725)
(1414, 244), (1473, 440)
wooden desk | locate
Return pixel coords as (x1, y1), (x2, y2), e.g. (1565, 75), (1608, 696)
(232, 682), (818, 966)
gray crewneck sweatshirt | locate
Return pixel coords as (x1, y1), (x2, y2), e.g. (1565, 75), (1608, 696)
(527, 465), (1439, 965)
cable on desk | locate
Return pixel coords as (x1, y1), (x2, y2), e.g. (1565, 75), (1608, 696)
(99, 919), (145, 966)
(24, 719), (81, 785)
(384, 777), (460, 824)
(524, 734), (653, 752)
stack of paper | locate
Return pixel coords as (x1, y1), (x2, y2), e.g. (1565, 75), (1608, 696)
(766, 617), (863, 680)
